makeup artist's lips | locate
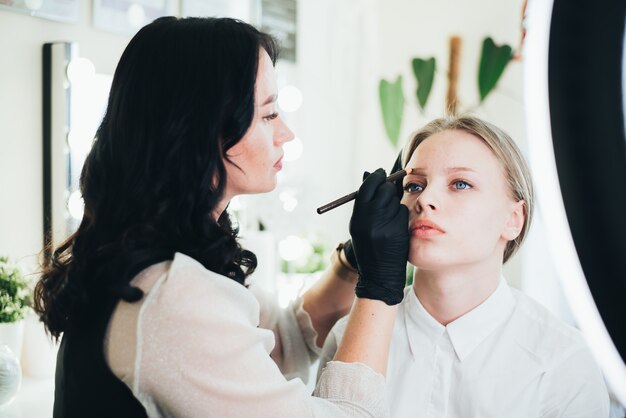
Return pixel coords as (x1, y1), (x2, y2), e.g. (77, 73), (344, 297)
(273, 156), (283, 171)
(410, 219), (445, 238)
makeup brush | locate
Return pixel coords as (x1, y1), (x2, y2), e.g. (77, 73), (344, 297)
(316, 168), (411, 214)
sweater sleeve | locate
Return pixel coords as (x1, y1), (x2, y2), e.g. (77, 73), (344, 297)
(249, 284), (320, 382)
(317, 315), (349, 382)
(107, 254), (390, 418)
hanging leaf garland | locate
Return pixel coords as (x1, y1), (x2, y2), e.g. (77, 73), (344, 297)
(478, 37), (513, 101)
(411, 57), (436, 111)
(378, 36), (514, 148)
(378, 75), (405, 148)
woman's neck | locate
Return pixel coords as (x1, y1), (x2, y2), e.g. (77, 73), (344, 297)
(212, 196), (231, 222)
(412, 260), (502, 326)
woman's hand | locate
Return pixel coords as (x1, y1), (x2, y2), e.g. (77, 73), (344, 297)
(349, 169), (409, 305)
(331, 168), (409, 377)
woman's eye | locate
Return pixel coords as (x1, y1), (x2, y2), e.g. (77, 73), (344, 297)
(263, 112), (279, 122)
(452, 180), (472, 190)
(404, 182), (424, 193)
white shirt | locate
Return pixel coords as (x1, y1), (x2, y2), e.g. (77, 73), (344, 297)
(105, 252), (390, 417)
(319, 278), (609, 418)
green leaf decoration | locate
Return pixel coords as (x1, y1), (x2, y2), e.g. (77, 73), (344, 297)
(478, 37), (513, 102)
(411, 57), (436, 111)
(379, 75), (405, 148)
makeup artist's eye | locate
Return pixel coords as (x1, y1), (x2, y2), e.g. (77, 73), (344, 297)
(451, 180), (472, 190)
(404, 182), (424, 193)
(263, 112), (279, 122)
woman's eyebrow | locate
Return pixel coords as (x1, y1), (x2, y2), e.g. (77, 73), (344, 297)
(404, 168), (426, 177)
(447, 166), (478, 174)
(261, 94), (277, 105)
(405, 166), (478, 175)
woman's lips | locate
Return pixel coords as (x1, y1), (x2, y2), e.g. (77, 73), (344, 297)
(273, 157), (283, 170)
(410, 220), (444, 238)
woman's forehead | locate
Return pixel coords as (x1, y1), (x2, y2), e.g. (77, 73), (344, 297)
(255, 50), (277, 103)
(410, 130), (496, 165)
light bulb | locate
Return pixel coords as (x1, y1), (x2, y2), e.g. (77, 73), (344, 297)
(279, 191), (298, 212)
(67, 190), (84, 221)
(66, 58), (95, 85)
(24, 0), (43, 11)
(278, 235), (311, 261)
(127, 4), (146, 28)
(283, 137), (303, 162)
(278, 85), (303, 113)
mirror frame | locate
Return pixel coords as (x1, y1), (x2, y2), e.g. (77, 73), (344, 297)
(42, 42), (76, 260)
(525, 0), (626, 406)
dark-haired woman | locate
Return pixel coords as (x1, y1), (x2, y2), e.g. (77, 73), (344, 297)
(35, 16), (409, 417)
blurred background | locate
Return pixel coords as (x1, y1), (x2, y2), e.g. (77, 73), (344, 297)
(0, 0), (530, 301)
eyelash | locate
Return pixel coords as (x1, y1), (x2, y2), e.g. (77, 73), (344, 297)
(452, 180), (472, 190)
(403, 179), (473, 193)
(403, 182), (424, 193)
(263, 112), (279, 122)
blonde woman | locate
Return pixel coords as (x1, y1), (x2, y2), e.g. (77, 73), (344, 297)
(318, 115), (609, 417)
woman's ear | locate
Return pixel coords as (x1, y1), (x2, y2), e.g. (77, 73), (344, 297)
(502, 200), (525, 241)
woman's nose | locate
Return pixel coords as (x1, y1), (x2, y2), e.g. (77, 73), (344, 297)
(275, 117), (295, 145)
(414, 188), (437, 213)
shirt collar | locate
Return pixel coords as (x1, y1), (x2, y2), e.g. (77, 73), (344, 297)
(403, 286), (446, 359)
(404, 277), (516, 362)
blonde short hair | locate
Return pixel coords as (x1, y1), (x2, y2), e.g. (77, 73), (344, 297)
(402, 115), (534, 263)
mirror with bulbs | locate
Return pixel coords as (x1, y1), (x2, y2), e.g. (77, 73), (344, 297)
(42, 42), (112, 254)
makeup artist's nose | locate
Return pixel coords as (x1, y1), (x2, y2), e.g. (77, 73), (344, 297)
(275, 117), (295, 145)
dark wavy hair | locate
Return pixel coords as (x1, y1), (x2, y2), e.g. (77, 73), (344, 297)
(34, 17), (278, 339)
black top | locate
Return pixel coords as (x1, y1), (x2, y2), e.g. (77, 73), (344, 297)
(53, 298), (148, 418)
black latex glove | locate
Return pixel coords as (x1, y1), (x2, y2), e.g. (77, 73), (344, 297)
(349, 168), (409, 305)
(341, 151), (405, 270)
(341, 239), (358, 270)
(390, 150), (405, 198)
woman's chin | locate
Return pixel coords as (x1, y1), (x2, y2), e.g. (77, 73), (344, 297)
(258, 182), (277, 195)
(264, 179), (278, 193)
(409, 251), (448, 271)
(243, 178), (277, 195)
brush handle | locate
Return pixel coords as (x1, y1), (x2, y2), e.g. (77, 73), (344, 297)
(317, 191), (358, 214)
(316, 169), (408, 214)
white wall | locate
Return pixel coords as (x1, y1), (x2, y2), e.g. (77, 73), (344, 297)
(0, 5), (131, 269)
